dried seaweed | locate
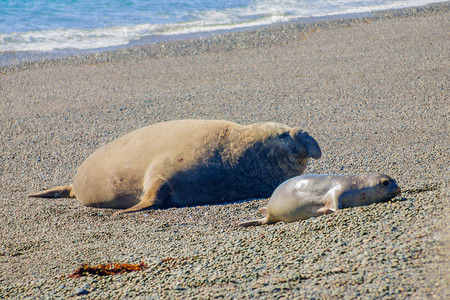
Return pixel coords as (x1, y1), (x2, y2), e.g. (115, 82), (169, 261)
(69, 262), (148, 278)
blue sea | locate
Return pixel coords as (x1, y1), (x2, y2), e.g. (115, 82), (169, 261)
(0, 0), (444, 57)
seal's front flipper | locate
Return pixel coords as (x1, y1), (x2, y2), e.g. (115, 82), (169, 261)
(317, 207), (335, 215)
(119, 177), (171, 213)
(317, 201), (336, 215)
(316, 194), (337, 215)
(28, 185), (75, 198)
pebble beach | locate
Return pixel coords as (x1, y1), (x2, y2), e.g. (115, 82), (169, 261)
(0, 3), (449, 299)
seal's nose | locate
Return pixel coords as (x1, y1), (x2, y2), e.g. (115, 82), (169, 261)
(301, 132), (321, 159)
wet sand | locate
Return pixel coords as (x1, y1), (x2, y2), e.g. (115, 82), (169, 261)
(0, 3), (448, 299)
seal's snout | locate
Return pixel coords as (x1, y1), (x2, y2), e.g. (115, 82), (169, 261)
(294, 131), (321, 159)
(389, 179), (401, 196)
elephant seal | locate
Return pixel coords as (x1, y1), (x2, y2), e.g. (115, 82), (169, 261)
(239, 173), (401, 227)
(29, 119), (321, 213)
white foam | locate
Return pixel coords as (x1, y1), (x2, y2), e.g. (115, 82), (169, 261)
(0, 24), (161, 52)
(0, 0), (444, 52)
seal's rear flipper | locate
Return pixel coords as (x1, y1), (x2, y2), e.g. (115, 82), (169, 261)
(238, 218), (269, 227)
(28, 185), (75, 198)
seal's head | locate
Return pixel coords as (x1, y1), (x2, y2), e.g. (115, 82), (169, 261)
(340, 173), (402, 208)
(364, 173), (402, 201)
(231, 122), (321, 175)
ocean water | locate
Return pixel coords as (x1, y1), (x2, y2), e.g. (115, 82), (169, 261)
(0, 0), (444, 54)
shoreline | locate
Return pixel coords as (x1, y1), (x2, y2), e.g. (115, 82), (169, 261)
(0, 2), (448, 298)
(1, 2), (448, 69)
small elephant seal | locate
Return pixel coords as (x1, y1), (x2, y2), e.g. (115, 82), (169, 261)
(29, 119), (321, 213)
(238, 173), (401, 227)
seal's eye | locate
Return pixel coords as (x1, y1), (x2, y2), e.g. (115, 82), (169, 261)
(382, 180), (390, 186)
(278, 132), (290, 139)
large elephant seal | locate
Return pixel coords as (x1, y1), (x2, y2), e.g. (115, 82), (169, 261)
(239, 173), (401, 227)
(29, 119), (321, 213)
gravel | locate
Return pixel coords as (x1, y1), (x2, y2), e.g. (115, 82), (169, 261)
(0, 3), (448, 299)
